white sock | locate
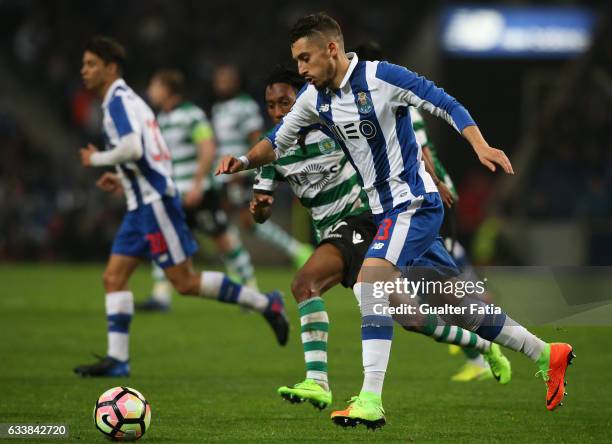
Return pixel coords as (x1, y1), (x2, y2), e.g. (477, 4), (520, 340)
(105, 291), (133, 362)
(200, 271), (268, 312)
(355, 282), (393, 397)
(151, 263), (172, 305)
(361, 340), (392, 395)
(495, 318), (546, 361)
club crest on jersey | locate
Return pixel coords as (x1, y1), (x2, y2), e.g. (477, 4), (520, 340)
(317, 138), (336, 155)
(356, 92), (373, 114)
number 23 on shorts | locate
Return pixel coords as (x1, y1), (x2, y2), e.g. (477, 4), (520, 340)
(375, 218), (394, 241)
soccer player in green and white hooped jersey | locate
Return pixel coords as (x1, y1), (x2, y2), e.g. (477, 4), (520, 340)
(251, 66), (509, 410)
(211, 64), (313, 268)
(138, 69), (258, 311)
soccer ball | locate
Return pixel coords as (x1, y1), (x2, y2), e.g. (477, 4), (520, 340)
(94, 387), (151, 441)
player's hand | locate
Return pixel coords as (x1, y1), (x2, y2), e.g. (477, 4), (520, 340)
(96, 172), (122, 194)
(80, 143), (98, 167)
(215, 155), (245, 175)
(436, 181), (454, 208)
(250, 193), (273, 223)
(475, 145), (514, 175)
(183, 186), (203, 208)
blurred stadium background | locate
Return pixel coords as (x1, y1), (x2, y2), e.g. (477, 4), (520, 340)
(1, 0), (611, 267)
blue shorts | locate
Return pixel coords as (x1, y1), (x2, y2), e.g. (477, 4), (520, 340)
(111, 196), (198, 268)
(365, 193), (459, 277)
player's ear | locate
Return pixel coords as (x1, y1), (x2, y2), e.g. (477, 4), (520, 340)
(328, 41), (338, 57)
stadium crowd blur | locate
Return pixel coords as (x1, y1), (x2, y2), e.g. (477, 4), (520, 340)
(1, 1), (611, 264)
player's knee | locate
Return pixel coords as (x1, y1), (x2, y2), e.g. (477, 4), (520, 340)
(102, 270), (125, 292)
(291, 274), (313, 303)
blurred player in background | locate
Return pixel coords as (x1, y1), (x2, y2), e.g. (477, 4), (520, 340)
(252, 66), (509, 411)
(74, 36), (288, 377)
(136, 69), (258, 312)
(211, 64), (313, 268)
(217, 13), (574, 428)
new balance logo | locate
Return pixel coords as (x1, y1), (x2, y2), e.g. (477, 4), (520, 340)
(318, 104), (330, 112)
(372, 242), (385, 250)
(352, 231), (364, 244)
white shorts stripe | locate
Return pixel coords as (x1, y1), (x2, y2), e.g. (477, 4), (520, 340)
(151, 200), (186, 264)
(385, 197), (424, 264)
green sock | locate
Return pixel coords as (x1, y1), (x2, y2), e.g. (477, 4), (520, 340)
(420, 314), (491, 353)
(254, 221), (302, 257)
(462, 346), (481, 360)
(223, 245), (256, 286)
(299, 297), (329, 391)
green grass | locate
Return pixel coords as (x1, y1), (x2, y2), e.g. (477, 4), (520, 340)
(1, 264), (610, 443)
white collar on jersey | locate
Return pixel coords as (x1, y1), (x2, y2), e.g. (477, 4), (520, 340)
(337, 52), (359, 90)
(102, 78), (127, 108)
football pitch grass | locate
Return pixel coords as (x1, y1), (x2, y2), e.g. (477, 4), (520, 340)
(1, 263), (610, 443)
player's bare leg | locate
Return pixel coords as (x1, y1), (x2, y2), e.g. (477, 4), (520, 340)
(163, 258), (289, 345)
(74, 255), (140, 377)
(278, 243), (344, 409)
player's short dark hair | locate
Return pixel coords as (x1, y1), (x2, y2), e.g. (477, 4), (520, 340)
(289, 12), (343, 46)
(84, 35), (126, 74)
(265, 65), (306, 92)
(153, 69), (185, 96)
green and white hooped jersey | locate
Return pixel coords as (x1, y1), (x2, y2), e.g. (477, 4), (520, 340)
(254, 129), (370, 242)
(157, 102), (214, 194)
(409, 107), (458, 199)
(211, 93), (263, 158)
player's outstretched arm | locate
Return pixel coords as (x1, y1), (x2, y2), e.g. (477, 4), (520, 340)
(80, 133), (143, 167)
(462, 125), (514, 175)
(215, 138), (276, 175)
(250, 192), (274, 223)
(377, 62), (514, 176)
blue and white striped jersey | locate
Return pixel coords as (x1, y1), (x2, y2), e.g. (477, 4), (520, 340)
(267, 53), (475, 215)
(102, 79), (176, 210)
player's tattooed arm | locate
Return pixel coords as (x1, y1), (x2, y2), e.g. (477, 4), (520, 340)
(215, 138), (276, 175)
(462, 125), (514, 175)
(250, 192), (274, 223)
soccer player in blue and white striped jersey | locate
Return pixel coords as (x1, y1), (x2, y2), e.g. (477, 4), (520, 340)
(217, 13), (574, 427)
(73, 36), (289, 378)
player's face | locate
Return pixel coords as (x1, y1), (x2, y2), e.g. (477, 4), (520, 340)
(81, 51), (113, 93)
(147, 78), (169, 108)
(213, 66), (240, 99)
(265, 83), (297, 124)
(291, 36), (335, 91)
